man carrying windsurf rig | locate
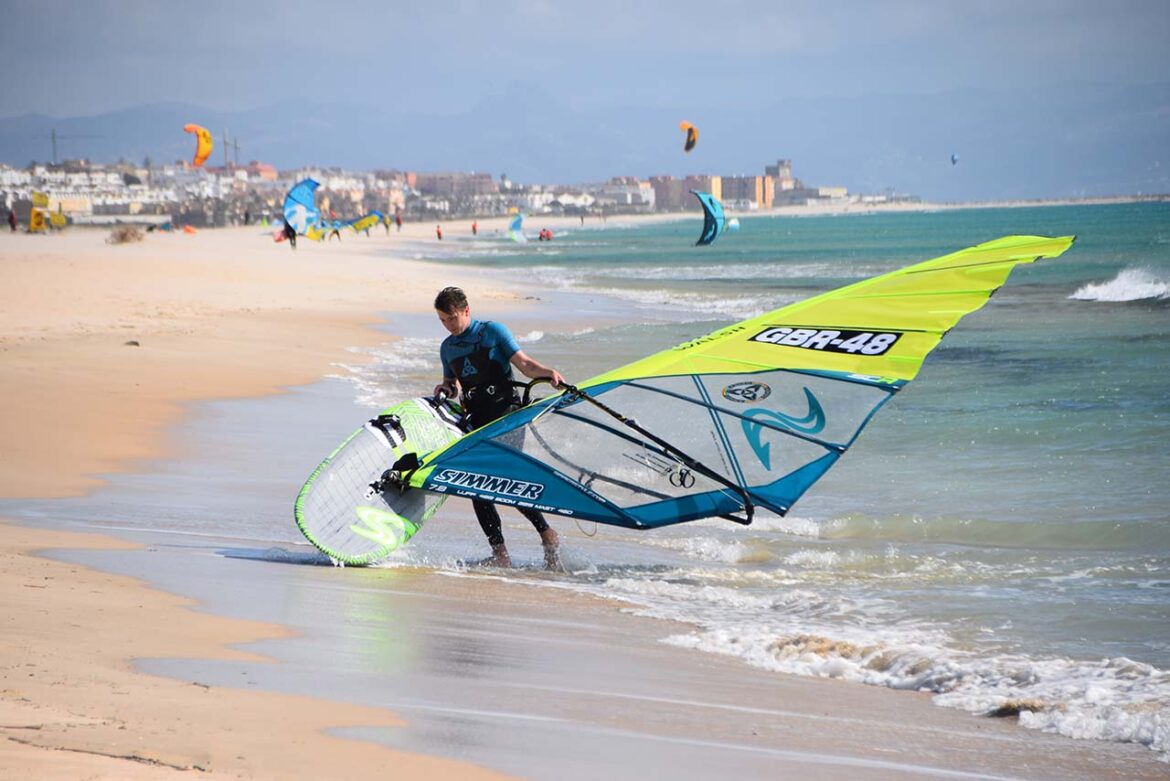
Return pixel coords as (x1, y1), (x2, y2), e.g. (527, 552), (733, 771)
(432, 286), (565, 569)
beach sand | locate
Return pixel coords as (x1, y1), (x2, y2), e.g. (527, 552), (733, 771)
(2, 219), (1165, 779)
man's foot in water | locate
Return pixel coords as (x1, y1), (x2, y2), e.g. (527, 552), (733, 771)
(489, 543), (513, 568)
(540, 527), (562, 571)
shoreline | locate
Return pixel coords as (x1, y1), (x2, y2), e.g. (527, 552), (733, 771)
(0, 521), (516, 780)
(3, 208), (1167, 778)
(0, 223), (540, 777)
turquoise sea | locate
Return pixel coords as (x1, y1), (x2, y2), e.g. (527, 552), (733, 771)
(373, 201), (1169, 757)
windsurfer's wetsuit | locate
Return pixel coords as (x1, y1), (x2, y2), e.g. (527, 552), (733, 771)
(439, 319), (551, 547)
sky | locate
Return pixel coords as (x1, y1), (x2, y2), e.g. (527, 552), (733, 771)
(3, 0), (1168, 118)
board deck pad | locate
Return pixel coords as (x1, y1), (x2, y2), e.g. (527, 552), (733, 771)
(295, 397), (464, 565)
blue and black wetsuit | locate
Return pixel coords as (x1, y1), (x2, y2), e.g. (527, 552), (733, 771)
(440, 319), (550, 547)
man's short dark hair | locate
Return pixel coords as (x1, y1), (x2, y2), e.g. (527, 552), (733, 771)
(434, 286), (468, 313)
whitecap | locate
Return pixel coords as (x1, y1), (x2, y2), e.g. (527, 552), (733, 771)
(1069, 268), (1170, 302)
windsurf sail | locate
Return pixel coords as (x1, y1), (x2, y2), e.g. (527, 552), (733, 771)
(283, 178), (321, 235)
(508, 213), (527, 243)
(693, 190), (726, 246)
(400, 235), (1075, 530)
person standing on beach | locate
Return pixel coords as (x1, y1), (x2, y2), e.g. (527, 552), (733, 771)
(7, 208), (16, 232)
(471, 220), (478, 236)
(395, 211), (403, 231)
(282, 219), (297, 250)
(436, 224), (443, 240)
(432, 286), (564, 568)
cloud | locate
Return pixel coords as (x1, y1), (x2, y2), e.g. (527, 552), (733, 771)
(3, 0), (1168, 117)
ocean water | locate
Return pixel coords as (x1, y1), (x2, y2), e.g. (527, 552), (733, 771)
(352, 202), (1170, 758)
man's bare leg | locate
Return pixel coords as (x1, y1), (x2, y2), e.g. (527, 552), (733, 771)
(540, 527), (561, 570)
(490, 542), (513, 568)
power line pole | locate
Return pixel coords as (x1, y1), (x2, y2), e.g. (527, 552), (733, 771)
(48, 128), (100, 165)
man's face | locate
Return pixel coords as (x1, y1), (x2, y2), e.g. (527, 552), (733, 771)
(437, 305), (471, 336)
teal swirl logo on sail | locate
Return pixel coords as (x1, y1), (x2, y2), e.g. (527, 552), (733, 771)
(741, 387), (826, 470)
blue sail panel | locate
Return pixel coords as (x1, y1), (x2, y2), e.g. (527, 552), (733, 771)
(411, 370), (895, 530)
(418, 436), (642, 526)
(283, 178), (321, 234)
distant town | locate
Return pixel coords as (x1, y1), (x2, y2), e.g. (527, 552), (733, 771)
(0, 156), (917, 230)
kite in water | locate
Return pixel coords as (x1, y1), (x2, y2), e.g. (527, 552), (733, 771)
(508, 213), (527, 243)
(679, 121), (698, 152)
(692, 190), (727, 246)
(183, 124), (213, 168)
(293, 235), (1076, 563)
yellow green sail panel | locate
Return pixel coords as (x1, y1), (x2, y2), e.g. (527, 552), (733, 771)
(410, 235), (1075, 529)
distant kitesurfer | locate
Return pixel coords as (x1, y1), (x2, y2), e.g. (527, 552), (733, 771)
(282, 218), (297, 250)
(432, 286), (565, 569)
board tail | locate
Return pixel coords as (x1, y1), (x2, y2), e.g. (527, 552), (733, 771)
(295, 397), (464, 565)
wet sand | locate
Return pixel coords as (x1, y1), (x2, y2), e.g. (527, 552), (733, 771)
(2, 219), (1166, 779)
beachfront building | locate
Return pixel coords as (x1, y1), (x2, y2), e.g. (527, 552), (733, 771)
(0, 165), (33, 188)
(649, 175), (725, 211)
(406, 171), (503, 218)
(413, 172), (499, 199)
(1, 161), (185, 225)
(765, 159), (799, 193)
(720, 175), (772, 210)
(240, 161), (278, 181)
(592, 177), (656, 213)
(515, 187), (558, 214)
(551, 190), (595, 214)
(649, 176), (686, 211)
(683, 175), (721, 201)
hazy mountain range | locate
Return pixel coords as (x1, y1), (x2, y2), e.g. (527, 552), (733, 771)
(2, 81), (1166, 202)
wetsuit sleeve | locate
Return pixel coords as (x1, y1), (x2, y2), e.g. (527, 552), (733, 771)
(485, 321), (521, 363)
(438, 339), (455, 380)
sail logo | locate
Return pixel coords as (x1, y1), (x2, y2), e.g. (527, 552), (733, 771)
(350, 505), (418, 551)
(750, 326), (901, 356)
(433, 469), (544, 500)
(741, 387), (826, 470)
(722, 381), (771, 403)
